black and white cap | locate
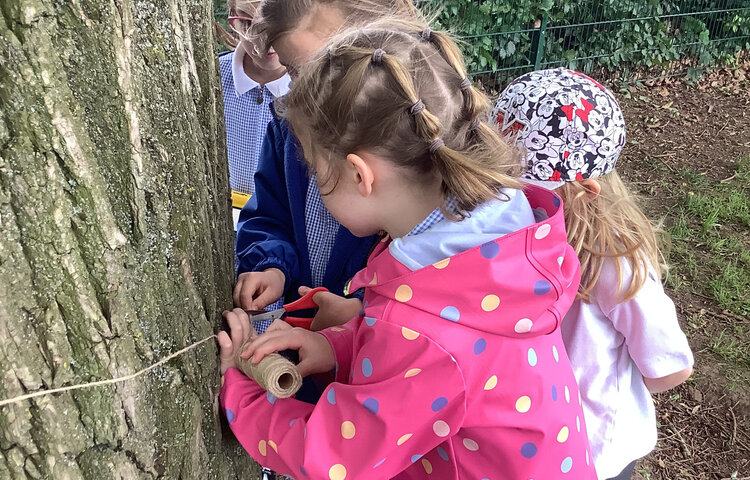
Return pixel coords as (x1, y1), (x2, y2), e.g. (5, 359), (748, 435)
(491, 68), (626, 189)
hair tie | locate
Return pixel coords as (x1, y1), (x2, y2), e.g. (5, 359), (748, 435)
(409, 100), (425, 116)
(459, 77), (472, 91)
(421, 28), (432, 41)
(372, 48), (385, 64)
(429, 138), (445, 154)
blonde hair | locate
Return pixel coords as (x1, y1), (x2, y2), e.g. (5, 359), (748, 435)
(557, 170), (666, 303)
(280, 22), (522, 218)
(218, 0), (262, 50)
(252, 0), (420, 53)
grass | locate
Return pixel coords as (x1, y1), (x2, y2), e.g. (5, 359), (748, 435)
(710, 326), (750, 389)
(665, 156), (750, 317)
(664, 156), (750, 390)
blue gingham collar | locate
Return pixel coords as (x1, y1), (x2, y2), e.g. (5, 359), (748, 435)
(231, 47), (291, 98)
(406, 198), (458, 237)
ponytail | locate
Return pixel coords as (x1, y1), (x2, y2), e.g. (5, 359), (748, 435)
(282, 25), (523, 220)
(431, 144), (520, 217)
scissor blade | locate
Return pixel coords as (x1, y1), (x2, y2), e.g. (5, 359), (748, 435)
(248, 308), (285, 324)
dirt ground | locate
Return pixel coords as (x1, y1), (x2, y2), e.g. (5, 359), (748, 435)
(614, 64), (750, 480)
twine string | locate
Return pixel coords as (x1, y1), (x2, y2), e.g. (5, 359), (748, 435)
(0, 334), (218, 408)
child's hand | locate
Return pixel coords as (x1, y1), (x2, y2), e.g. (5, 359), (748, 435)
(298, 286), (363, 331)
(265, 318), (294, 333)
(217, 308), (257, 376)
(233, 268), (285, 310)
(241, 328), (335, 377)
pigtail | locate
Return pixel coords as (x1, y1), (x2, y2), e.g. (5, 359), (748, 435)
(416, 28), (521, 210)
(283, 25), (524, 222)
(473, 121), (523, 176)
(367, 44), (522, 218)
(420, 29), (490, 121)
(429, 144), (518, 217)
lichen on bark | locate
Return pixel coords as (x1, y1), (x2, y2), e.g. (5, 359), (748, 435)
(0, 0), (256, 477)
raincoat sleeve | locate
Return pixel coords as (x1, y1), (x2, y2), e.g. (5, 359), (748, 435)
(220, 322), (467, 479)
(319, 321), (358, 383)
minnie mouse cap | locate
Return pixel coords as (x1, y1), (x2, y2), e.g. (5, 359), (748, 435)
(491, 68), (626, 190)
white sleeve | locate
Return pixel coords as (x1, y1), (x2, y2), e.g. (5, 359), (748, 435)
(597, 260), (694, 379)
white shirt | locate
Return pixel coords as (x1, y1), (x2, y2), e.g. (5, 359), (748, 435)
(231, 46), (291, 99)
(561, 258), (694, 479)
(220, 48), (291, 229)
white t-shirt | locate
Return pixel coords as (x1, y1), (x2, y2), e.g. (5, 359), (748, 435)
(561, 258), (694, 479)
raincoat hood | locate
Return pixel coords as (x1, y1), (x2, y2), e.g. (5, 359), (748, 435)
(348, 184), (580, 340)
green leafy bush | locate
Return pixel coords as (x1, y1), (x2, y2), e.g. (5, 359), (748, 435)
(420, 0), (750, 85)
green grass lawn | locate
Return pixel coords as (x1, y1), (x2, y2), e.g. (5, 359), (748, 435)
(664, 156), (750, 389)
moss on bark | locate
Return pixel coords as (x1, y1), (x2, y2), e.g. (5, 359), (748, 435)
(0, 0), (256, 477)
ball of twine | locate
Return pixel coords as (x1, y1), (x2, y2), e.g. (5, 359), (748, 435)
(235, 348), (303, 399)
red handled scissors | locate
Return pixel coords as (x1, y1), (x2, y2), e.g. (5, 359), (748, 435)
(248, 287), (329, 330)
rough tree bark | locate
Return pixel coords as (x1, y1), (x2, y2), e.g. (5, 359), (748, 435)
(0, 0), (259, 477)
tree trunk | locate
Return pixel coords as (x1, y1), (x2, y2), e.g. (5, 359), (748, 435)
(0, 0), (258, 477)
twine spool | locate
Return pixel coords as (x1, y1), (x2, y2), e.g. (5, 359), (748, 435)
(236, 351), (302, 399)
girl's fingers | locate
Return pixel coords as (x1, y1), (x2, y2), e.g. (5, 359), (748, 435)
(250, 286), (279, 311)
(225, 310), (246, 354)
(232, 278), (242, 307)
(265, 319), (293, 333)
(239, 277), (261, 310)
(298, 285), (312, 296)
(217, 330), (233, 358)
(231, 307), (251, 344)
(241, 329), (306, 362)
(296, 358), (320, 378)
(217, 330), (235, 375)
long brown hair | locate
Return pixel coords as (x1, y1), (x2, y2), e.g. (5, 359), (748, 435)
(280, 22), (522, 218)
(252, 0), (420, 53)
(557, 170), (666, 303)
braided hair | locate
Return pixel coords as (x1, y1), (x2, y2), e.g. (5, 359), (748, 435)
(280, 21), (522, 218)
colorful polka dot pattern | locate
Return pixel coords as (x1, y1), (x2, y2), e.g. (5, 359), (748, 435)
(341, 421), (356, 439)
(433, 258), (450, 269)
(431, 397), (448, 411)
(362, 358), (373, 377)
(329, 464), (346, 480)
(521, 442), (537, 458)
(218, 186), (595, 480)
(481, 294), (500, 312)
(397, 433), (413, 445)
(363, 398), (379, 415)
(480, 241), (500, 259)
(395, 284), (413, 302)
(433, 420), (450, 437)
(473, 338), (487, 355)
(440, 306), (460, 322)
(515, 318), (533, 333)
(326, 388), (336, 405)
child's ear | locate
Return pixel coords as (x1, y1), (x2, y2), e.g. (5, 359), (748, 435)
(346, 153), (374, 197)
(581, 178), (601, 199)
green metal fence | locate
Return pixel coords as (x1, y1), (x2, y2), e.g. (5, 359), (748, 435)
(213, 1), (750, 87)
(421, 0), (750, 88)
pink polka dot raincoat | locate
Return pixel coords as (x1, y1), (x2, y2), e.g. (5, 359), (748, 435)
(221, 185), (597, 479)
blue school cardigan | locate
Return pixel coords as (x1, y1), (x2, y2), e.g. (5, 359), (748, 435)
(235, 104), (378, 301)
